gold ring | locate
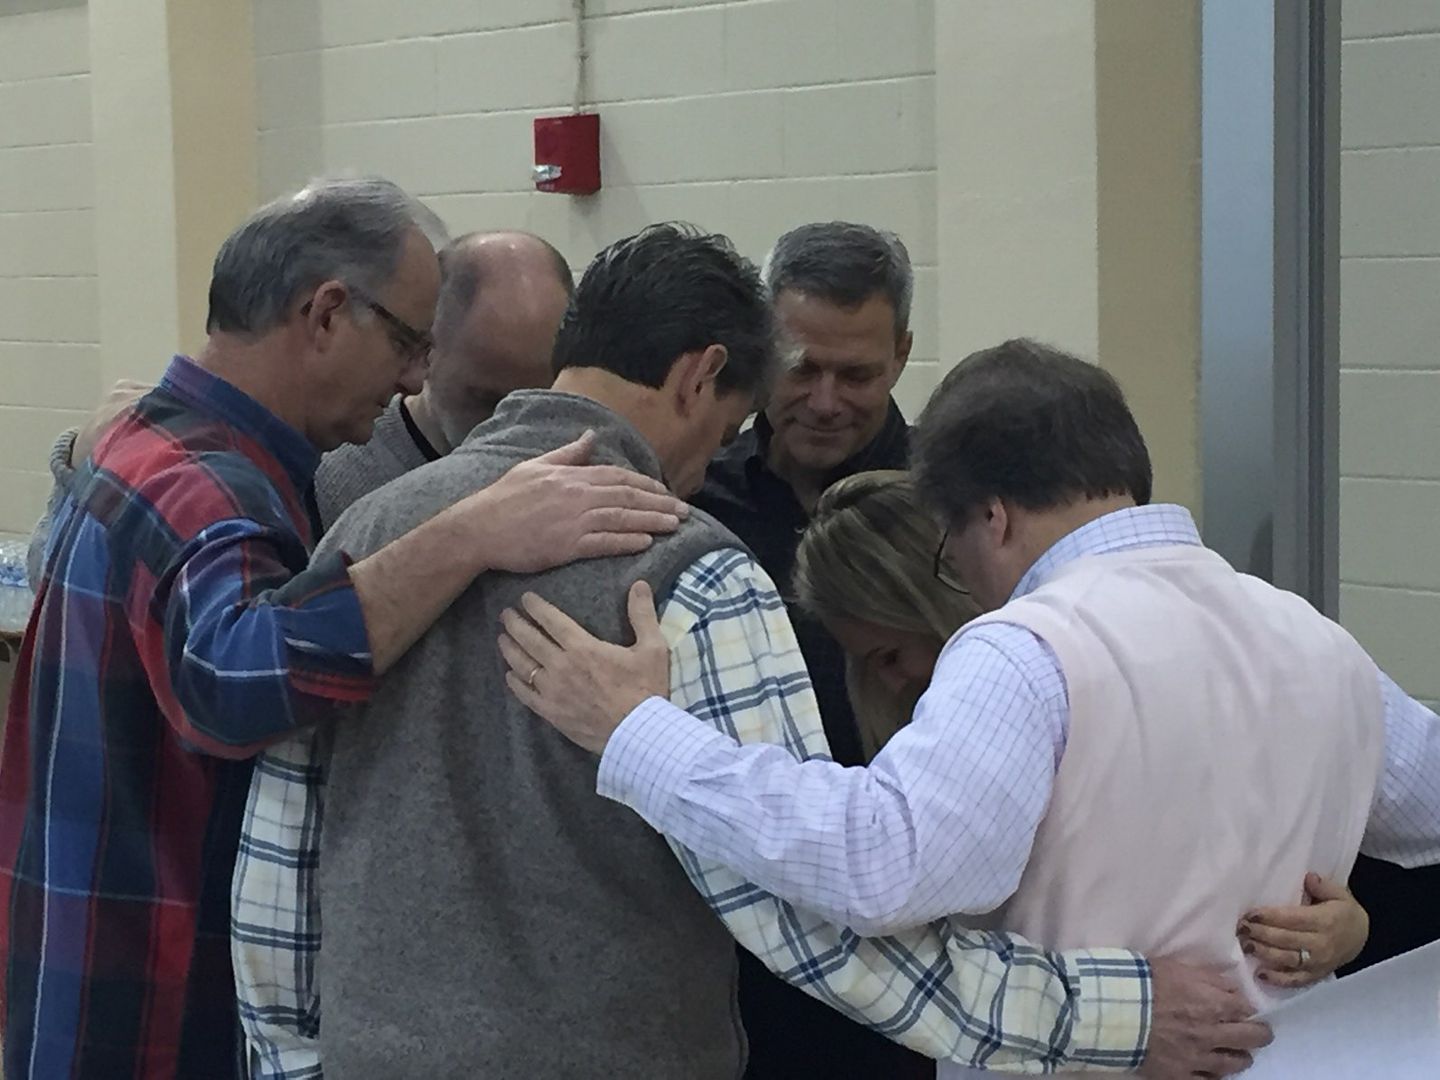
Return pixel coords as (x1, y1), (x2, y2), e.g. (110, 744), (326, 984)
(526, 664), (542, 688)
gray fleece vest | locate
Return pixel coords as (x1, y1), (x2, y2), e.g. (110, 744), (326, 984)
(315, 396), (433, 531)
(313, 391), (749, 1079)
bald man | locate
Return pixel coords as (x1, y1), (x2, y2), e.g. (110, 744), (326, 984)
(317, 230), (574, 525)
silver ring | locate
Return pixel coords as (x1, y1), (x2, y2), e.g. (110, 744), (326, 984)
(526, 664), (542, 688)
(1297, 946), (1311, 969)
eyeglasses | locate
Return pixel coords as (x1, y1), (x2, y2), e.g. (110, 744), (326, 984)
(933, 528), (969, 594)
(299, 293), (434, 364)
(361, 297), (433, 364)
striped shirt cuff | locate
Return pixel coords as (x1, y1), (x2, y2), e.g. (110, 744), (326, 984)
(1058, 948), (1153, 1069)
(597, 695), (736, 827)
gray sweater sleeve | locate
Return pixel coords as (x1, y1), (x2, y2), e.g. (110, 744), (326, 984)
(25, 428), (79, 589)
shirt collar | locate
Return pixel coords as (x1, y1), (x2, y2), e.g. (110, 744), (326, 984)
(475, 389), (669, 483)
(747, 398), (909, 488)
(1011, 504), (1202, 601)
(158, 355), (321, 490)
(398, 396), (443, 462)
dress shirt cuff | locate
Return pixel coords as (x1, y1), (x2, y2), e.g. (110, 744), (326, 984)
(597, 695), (737, 827)
(1058, 949), (1154, 1070)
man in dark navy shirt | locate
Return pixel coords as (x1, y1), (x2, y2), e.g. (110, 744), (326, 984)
(693, 221), (930, 1079)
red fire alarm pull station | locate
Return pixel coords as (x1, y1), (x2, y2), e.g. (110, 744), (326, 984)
(533, 113), (601, 195)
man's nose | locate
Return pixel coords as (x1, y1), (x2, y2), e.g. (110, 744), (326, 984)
(808, 373), (841, 415)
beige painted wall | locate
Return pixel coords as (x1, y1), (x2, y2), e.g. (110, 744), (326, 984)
(90, 0), (258, 388)
(935, 0), (1202, 514)
(1094, 0), (1202, 515)
(167, 0), (258, 360)
(254, 0), (943, 415)
(0, 0), (257, 536)
(935, 0), (1100, 361)
(0, 1), (95, 534)
(88, 0), (181, 389)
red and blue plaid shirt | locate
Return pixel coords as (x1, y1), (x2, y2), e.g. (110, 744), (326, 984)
(0, 356), (375, 1079)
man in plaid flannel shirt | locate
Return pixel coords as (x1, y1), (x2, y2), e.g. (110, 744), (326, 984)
(0, 179), (689, 1080)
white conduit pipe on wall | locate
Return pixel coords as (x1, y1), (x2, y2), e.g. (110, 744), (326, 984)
(572, 0), (588, 112)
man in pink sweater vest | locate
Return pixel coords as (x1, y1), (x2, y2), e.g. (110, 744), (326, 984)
(503, 338), (1440, 1078)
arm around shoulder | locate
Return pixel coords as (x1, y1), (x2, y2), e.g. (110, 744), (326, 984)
(26, 427), (79, 586)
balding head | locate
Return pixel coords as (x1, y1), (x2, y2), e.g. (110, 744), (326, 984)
(426, 231), (573, 446)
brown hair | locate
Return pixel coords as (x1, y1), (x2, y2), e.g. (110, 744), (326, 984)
(794, 470), (979, 758)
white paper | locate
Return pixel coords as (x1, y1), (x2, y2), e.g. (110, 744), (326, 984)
(1244, 939), (1440, 1078)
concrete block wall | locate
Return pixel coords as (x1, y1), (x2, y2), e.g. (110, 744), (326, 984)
(253, 0), (940, 414)
(0, 3), (95, 535)
(1339, 0), (1440, 703)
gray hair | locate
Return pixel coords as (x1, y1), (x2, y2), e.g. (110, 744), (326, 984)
(763, 221), (913, 338)
(206, 176), (450, 336)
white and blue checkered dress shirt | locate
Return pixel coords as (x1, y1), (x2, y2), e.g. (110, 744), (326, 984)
(603, 505), (1440, 939)
(232, 547), (1155, 1079)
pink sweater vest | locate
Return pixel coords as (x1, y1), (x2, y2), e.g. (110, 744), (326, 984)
(945, 544), (1383, 1079)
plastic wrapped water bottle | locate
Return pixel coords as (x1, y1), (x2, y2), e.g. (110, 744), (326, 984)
(0, 538), (34, 633)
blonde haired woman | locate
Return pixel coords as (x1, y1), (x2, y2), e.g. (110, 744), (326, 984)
(793, 469), (1370, 988)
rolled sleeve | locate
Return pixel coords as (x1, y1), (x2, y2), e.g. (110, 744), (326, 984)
(1061, 951), (1154, 1069)
(142, 521), (375, 758)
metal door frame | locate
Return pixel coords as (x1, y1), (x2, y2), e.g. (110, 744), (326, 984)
(1200, 0), (1339, 614)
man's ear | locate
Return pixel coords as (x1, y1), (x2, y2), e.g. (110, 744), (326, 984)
(676, 344), (729, 413)
(304, 280), (350, 348)
(987, 497), (1012, 546)
(894, 330), (913, 374)
(697, 343), (729, 390)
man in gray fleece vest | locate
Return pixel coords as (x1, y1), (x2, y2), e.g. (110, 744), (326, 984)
(321, 394), (752, 1077)
(236, 225), (1166, 1078)
(236, 224), (773, 1077)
